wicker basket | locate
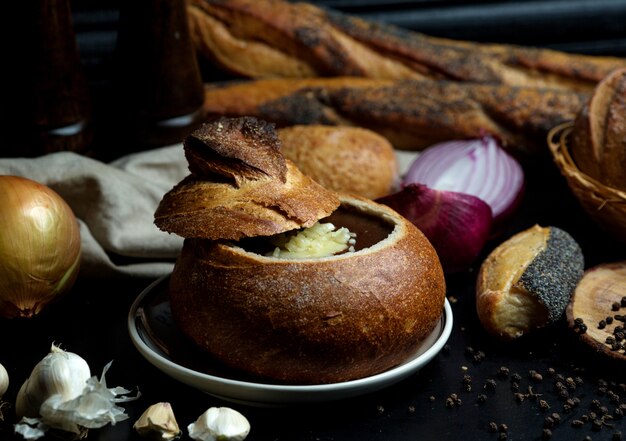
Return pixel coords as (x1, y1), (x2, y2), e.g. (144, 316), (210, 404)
(548, 122), (626, 243)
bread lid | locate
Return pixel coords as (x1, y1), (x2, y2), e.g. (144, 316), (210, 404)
(154, 117), (341, 240)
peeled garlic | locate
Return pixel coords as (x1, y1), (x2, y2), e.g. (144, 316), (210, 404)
(14, 344), (138, 440)
(188, 407), (250, 441)
(134, 402), (181, 440)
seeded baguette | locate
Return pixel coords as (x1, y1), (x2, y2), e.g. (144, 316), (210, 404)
(476, 225), (584, 340)
(202, 78), (585, 154)
(188, 0), (626, 91)
(169, 195), (446, 384)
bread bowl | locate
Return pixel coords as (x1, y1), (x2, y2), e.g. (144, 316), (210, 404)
(155, 117), (446, 384)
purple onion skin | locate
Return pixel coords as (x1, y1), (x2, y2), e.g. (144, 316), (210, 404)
(377, 183), (493, 273)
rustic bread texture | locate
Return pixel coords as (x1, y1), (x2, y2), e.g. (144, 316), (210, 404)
(277, 125), (398, 199)
(476, 225), (584, 340)
(188, 0), (626, 92)
(154, 117), (340, 240)
(571, 68), (626, 191)
(169, 195), (446, 384)
(202, 78), (585, 154)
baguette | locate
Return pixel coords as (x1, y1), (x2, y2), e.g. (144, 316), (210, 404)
(188, 0), (626, 92)
(202, 77), (586, 154)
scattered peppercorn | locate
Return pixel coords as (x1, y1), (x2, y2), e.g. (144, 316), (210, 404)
(542, 428), (552, 439)
(407, 405), (416, 414)
(551, 413), (561, 425)
(539, 400), (550, 411)
(612, 302), (621, 311)
(571, 419), (584, 428)
(484, 379), (497, 390)
(621, 296), (626, 307)
(498, 366), (510, 378)
(477, 394), (487, 404)
(531, 371), (544, 382)
(488, 422), (498, 433)
(599, 320), (607, 329)
(511, 373), (522, 382)
(498, 432), (507, 440)
(544, 416), (555, 429)
(607, 316), (614, 324)
(592, 419), (603, 431)
(566, 377), (577, 390)
(511, 382), (520, 392)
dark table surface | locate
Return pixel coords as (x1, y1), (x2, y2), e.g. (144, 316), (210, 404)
(0, 156), (624, 441)
(2, 2), (626, 440)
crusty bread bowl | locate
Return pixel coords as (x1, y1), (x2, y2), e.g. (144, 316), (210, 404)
(155, 117), (446, 384)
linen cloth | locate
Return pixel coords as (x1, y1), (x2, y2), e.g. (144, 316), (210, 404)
(0, 145), (189, 278)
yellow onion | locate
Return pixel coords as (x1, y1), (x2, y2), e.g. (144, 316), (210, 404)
(0, 176), (81, 318)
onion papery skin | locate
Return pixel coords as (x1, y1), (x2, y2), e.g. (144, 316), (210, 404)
(0, 176), (81, 318)
(403, 136), (524, 227)
(378, 184), (493, 273)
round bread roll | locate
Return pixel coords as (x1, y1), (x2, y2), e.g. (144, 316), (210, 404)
(476, 225), (584, 340)
(277, 125), (398, 199)
(169, 195), (446, 384)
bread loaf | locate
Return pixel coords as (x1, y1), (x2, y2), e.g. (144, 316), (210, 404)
(156, 116), (447, 384)
(202, 77), (586, 154)
(188, 0), (626, 92)
(277, 125), (398, 199)
(571, 68), (626, 191)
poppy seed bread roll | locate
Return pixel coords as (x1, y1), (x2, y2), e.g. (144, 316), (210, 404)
(476, 225), (584, 340)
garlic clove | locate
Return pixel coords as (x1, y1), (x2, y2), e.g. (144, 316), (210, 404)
(188, 407), (250, 441)
(0, 361), (8, 399)
(134, 402), (181, 440)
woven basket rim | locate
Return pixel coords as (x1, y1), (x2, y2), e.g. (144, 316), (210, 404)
(547, 122), (626, 205)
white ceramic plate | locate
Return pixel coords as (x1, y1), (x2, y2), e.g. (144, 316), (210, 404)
(128, 276), (453, 406)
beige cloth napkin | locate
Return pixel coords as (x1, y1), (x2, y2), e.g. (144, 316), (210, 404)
(0, 145), (189, 278)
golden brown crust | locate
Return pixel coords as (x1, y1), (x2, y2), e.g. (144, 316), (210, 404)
(277, 125), (398, 199)
(154, 117), (340, 240)
(571, 68), (626, 191)
(476, 225), (584, 340)
(188, 0), (626, 91)
(169, 195), (446, 384)
(203, 78), (585, 155)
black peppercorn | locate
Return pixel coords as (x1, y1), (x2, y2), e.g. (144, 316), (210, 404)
(571, 419), (584, 428)
(498, 366), (510, 378)
(607, 316), (614, 324)
(484, 379), (497, 390)
(542, 428), (552, 439)
(613, 302), (621, 311)
(539, 400), (550, 411)
(488, 422), (498, 433)
(621, 296), (626, 307)
(544, 416), (555, 428)
(599, 320), (607, 329)
(551, 413), (561, 424)
(592, 419), (603, 431)
(511, 373), (522, 382)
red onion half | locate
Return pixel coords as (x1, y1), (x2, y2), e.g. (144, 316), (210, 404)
(377, 184), (492, 273)
(403, 136), (524, 225)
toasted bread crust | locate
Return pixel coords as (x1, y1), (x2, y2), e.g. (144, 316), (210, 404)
(154, 117), (340, 240)
(169, 195), (446, 384)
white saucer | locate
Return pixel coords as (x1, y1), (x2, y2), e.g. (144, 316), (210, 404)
(128, 276), (453, 406)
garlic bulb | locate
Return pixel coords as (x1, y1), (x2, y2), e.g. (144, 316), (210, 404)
(188, 407), (250, 441)
(14, 344), (138, 440)
(134, 402), (181, 440)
